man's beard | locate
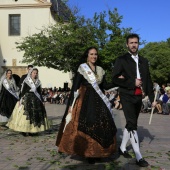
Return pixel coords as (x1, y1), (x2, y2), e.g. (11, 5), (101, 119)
(128, 47), (138, 55)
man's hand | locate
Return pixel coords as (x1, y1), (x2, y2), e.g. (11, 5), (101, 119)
(118, 75), (124, 79)
(135, 79), (142, 87)
(152, 101), (157, 107)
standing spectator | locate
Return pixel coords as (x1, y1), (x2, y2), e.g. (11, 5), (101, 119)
(64, 91), (70, 105)
(19, 65), (33, 89)
(53, 86), (57, 92)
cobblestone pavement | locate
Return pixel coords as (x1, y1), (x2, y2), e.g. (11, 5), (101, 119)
(0, 103), (170, 170)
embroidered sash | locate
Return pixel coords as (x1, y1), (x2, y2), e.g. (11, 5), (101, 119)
(3, 79), (19, 100)
(24, 77), (42, 102)
(80, 63), (114, 119)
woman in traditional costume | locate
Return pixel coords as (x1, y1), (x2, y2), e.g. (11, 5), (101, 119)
(56, 47), (117, 164)
(7, 68), (49, 136)
(0, 69), (19, 125)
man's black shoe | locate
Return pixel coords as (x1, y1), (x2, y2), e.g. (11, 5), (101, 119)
(119, 148), (132, 158)
(136, 158), (149, 167)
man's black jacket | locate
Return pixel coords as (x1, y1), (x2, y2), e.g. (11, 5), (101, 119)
(112, 53), (154, 103)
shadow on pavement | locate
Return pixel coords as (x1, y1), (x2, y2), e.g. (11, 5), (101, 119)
(138, 126), (155, 144)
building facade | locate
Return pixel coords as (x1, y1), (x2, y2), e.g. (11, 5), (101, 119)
(0, 0), (72, 88)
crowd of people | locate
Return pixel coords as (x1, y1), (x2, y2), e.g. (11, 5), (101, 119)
(105, 83), (170, 116)
(0, 34), (167, 168)
(42, 88), (71, 105)
(141, 83), (170, 115)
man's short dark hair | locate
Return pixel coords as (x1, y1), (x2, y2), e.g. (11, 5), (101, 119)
(126, 33), (140, 44)
(27, 65), (33, 68)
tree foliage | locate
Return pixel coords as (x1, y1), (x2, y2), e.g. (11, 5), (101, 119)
(139, 39), (170, 84)
(16, 8), (132, 76)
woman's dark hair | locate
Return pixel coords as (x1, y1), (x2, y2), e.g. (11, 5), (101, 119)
(6, 69), (12, 75)
(79, 46), (101, 66)
(160, 88), (165, 94)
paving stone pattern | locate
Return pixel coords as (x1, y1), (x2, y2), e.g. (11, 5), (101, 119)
(0, 104), (170, 170)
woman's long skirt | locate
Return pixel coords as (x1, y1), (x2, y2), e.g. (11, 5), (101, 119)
(7, 93), (49, 133)
(56, 85), (116, 158)
(0, 88), (18, 123)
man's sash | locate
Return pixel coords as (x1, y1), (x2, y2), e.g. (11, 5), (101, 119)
(24, 77), (42, 102)
(3, 79), (19, 100)
(80, 63), (114, 119)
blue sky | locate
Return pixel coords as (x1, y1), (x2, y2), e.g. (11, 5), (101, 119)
(67, 0), (170, 44)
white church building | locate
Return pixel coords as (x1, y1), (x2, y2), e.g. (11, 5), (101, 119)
(0, 0), (72, 89)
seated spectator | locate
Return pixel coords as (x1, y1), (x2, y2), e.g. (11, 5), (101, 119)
(108, 90), (117, 108)
(46, 88), (54, 103)
(165, 83), (170, 91)
(59, 92), (65, 105)
(55, 92), (62, 104)
(51, 92), (59, 104)
(114, 92), (122, 110)
(155, 103), (162, 114)
(164, 90), (170, 115)
(141, 96), (151, 113)
(155, 88), (163, 114)
(109, 91), (116, 102)
(162, 89), (169, 115)
(105, 91), (110, 98)
(161, 84), (166, 91)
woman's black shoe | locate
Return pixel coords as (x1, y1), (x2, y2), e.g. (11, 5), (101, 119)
(95, 158), (101, 162)
(21, 132), (27, 137)
(87, 158), (95, 164)
(28, 133), (38, 136)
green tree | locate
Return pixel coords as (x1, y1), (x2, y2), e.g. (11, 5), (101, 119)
(139, 39), (170, 84)
(16, 8), (132, 77)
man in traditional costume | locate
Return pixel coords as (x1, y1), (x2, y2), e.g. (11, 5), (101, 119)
(112, 34), (156, 167)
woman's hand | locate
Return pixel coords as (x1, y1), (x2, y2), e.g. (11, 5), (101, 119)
(18, 101), (20, 107)
(68, 106), (72, 113)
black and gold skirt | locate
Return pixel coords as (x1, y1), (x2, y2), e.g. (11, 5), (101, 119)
(7, 93), (49, 133)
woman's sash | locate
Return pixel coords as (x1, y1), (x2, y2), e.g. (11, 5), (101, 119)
(3, 79), (19, 100)
(80, 63), (114, 119)
(24, 77), (42, 102)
